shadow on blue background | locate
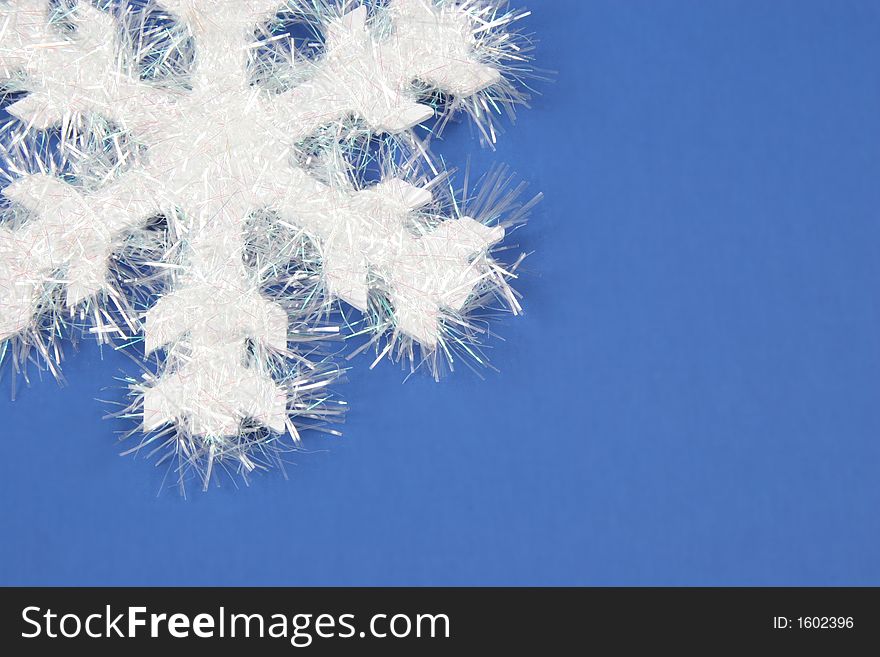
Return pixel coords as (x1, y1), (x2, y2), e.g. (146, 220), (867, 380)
(2, 0), (880, 585)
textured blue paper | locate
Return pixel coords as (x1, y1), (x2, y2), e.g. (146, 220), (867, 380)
(1, 0), (879, 585)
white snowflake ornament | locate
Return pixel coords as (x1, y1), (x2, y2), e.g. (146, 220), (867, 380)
(0, 0), (538, 488)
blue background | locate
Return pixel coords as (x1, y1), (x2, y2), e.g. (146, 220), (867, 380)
(2, 0), (880, 585)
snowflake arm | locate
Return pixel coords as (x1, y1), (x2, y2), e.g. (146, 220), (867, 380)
(330, 179), (504, 347)
(260, 169), (504, 347)
(142, 205), (289, 437)
(385, 209), (505, 346)
(135, 3), (297, 442)
(0, 171), (159, 341)
(276, 2), (503, 137)
(0, 0), (165, 131)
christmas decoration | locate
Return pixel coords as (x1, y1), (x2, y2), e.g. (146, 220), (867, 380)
(0, 0), (537, 489)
